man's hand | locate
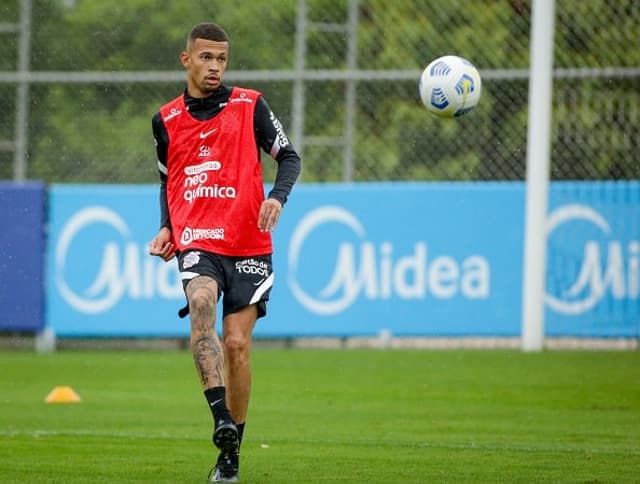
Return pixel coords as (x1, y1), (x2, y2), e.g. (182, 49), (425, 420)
(149, 227), (176, 261)
(258, 198), (282, 232)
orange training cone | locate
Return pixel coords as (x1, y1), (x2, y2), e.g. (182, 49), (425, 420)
(45, 386), (82, 403)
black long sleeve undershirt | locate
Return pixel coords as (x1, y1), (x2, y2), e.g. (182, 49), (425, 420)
(152, 86), (301, 231)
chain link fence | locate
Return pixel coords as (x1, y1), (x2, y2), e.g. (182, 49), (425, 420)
(0, 0), (638, 183)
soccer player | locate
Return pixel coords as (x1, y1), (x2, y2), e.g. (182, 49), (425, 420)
(148, 22), (301, 482)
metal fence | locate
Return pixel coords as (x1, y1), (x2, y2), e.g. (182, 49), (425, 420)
(0, 0), (638, 183)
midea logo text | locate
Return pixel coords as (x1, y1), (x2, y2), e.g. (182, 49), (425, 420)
(55, 206), (182, 313)
(287, 205), (638, 316)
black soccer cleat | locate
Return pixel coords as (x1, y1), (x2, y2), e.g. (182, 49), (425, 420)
(212, 415), (239, 455)
(208, 452), (239, 483)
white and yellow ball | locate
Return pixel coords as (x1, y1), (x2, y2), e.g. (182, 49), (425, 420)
(419, 55), (482, 118)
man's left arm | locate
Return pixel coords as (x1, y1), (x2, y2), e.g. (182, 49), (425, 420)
(254, 96), (301, 231)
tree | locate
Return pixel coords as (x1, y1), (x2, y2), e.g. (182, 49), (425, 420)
(9, 0), (639, 183)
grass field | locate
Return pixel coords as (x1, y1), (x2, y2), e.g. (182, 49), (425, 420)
(0, 348), (638, 483)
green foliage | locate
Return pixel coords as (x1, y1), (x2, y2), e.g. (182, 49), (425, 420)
(357, 0), (530, 70)
(24, 0), (302, 183)
(0, 349), (639, 482)
(552, 78), (640, 179)
(0, 40), (18, 73)
(3, 0), (637, 182)
(555, 1), (640, 68)
(28, 84), (163, 182)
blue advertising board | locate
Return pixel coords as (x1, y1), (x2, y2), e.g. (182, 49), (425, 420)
(47, 185), (185, 337)
(0, 181), (46, 332)
(268, 182), (524, 336)
(545, 182), (640, 337)
(46, 182), (639, 338)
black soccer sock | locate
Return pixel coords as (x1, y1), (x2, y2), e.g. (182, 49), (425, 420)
(237, 422), (245, 446)
(204, 386), (231, 421)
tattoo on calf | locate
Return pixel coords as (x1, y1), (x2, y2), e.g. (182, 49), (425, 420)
(187, 276), (224, 387)
(191, 333), (224, 387)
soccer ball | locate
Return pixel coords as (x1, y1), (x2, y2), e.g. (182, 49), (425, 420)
(419, 55), (482, 118)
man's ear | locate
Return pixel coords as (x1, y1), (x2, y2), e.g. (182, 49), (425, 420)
(179, 51), (190, 69)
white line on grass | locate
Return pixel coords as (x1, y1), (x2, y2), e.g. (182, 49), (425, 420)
(2, 429), (637, 456)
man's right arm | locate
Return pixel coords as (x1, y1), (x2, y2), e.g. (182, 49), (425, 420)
(152, 112), (171, 231)
(149, 112), (176, 261)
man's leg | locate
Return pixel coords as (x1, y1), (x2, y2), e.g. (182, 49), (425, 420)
(210, 304), (257, 480)
(222, 304), (258, 429)
(187, 276), (223, 388)
(186, 276), (238, 455)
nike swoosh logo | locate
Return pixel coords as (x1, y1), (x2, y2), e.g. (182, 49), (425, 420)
(210, 398), (224, 407)
(200, 128), (218, 139)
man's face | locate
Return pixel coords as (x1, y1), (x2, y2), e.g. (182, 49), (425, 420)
(181, 38), (229, 97)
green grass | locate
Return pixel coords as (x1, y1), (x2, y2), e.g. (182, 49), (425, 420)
(0, 349), (639, 483)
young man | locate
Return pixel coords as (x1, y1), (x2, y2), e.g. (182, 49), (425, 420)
(148, 22), (301, 483)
